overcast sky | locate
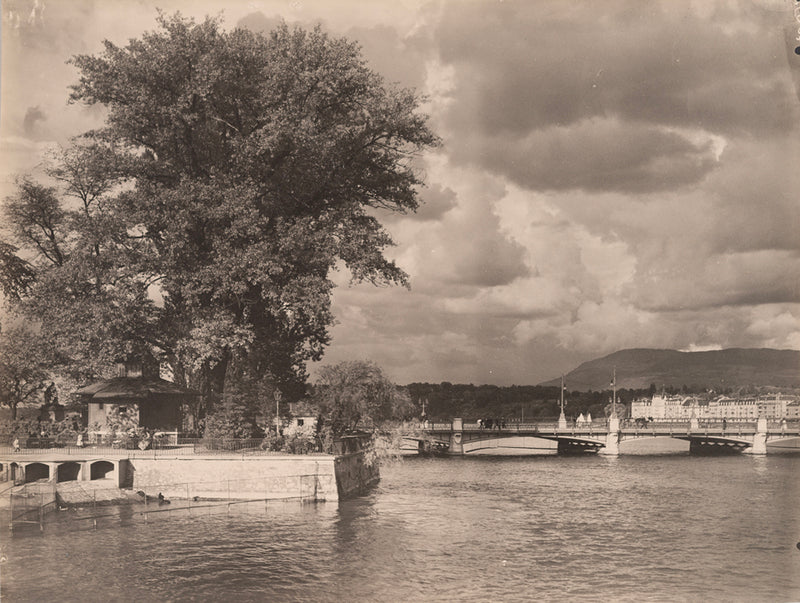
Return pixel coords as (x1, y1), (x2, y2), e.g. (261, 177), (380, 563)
(2, 0), (799, 385)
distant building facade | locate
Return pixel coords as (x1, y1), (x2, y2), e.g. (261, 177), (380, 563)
(631, 393), (798, 421)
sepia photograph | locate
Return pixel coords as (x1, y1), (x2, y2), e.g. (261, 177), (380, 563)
(1, 0), (799, 600)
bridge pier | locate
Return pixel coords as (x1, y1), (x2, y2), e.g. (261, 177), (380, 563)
(598, 415), (620, 456)
(450, 418), (464, 455)
(743, 418), (768, 455)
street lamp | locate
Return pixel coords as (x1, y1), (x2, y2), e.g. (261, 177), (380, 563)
(274, 390), (282, 431)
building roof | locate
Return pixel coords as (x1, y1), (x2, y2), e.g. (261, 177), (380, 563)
(74, 376), (200, 400)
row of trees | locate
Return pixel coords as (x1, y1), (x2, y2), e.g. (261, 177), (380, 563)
(406, 382), (658, 422)
(0, 13), (437, 435)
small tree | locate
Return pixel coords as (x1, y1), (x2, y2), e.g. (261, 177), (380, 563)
(313, 360), (414, 437)
(203, 403), (258, 441)
(0, 326), (50, 420)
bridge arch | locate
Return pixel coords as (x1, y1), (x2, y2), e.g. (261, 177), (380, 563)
(90, 460), (115, 480)
(24, 462), (50, 483)
(57, 461), (82, 482)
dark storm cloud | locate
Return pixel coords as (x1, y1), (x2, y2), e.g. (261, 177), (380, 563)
(22, 105), (46, 135)
(434, 0), (796, 193)
(703, 142), (800, 255)
(409, 183), (457, 221)
(446, 233), (529, 287)
(454, 118), (720, 193)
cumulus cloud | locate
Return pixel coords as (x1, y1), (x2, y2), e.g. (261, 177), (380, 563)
(434, 0), (798, 193)
(4, 0), (799, 386)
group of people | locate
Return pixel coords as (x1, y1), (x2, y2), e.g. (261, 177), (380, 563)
(11, 432), (85, 451)
(477, 418), (507, 430)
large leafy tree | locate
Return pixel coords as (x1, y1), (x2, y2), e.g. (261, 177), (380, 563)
(0, 14), (437, 413)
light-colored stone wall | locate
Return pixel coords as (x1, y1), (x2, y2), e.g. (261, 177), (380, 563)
(130, 456), (340, 502)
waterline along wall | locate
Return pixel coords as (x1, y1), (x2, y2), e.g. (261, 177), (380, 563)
(128, 456), (339, 501)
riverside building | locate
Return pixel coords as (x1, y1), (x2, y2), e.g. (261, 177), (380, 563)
(630, 393), (798, 421)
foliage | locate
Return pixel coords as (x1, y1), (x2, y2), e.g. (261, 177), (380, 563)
(313, 360), (415, 437)
(282, 430), (318, 454)
(372, 421), (419, 462)
(259, 430), (285, 452)
(0, 241), (35, 300)
(405, 382), (655, 422)
(0, 326), (51, 419)
(0, 14), (437, 414)
(202, 403), (258, 440)
(0, 417), (84, 445)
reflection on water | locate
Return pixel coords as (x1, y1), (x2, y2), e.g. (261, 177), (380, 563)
(2, 455), (799, 602)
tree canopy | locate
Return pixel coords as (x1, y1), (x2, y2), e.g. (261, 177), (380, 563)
(0, 14), (437, 416)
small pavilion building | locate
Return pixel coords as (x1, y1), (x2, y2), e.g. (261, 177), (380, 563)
(74, 358), (199, 442)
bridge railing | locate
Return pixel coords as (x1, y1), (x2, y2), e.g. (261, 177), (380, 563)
(421, 419), (798, 435)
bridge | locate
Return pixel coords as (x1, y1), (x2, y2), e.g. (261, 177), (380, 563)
(410, 417), (800, 456)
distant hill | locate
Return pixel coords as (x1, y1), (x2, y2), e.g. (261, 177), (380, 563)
(539, 348), (800, 391)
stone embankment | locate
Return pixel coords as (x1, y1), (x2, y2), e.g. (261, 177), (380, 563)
(1, 442), (380, 510)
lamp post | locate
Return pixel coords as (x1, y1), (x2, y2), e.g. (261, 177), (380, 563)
(558, 375), (567, 429)
(611, 367), (617, 418)
(274, 390), (282, 432)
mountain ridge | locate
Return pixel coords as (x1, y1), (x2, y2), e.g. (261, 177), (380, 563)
(539, 348), (800, 391)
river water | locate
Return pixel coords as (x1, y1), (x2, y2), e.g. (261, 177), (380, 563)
(1, 454), (799, 602)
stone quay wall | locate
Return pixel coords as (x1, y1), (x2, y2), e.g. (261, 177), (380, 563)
(128, 455), (339, 502)
(126, 450), (380, 502)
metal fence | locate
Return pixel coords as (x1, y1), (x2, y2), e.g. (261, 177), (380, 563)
(8, 473), (331, 534)
(0, 439), (331, 458)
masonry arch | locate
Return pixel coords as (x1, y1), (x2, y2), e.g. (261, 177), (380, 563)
(90, 460), (115, 480)
(57, 462), (82, 482)
(25, 462), (50, 483)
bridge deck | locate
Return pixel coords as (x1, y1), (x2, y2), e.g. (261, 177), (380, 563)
(422, 421), (799, 438)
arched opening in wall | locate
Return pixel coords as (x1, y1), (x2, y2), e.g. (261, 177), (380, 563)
(10, 462), (19, 483)
(57, 462), (81, 482)
(25, 463), (50, 483)
(90, 461), (115, 480)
